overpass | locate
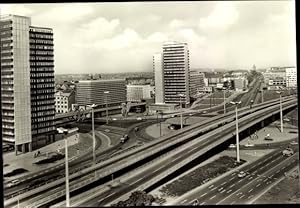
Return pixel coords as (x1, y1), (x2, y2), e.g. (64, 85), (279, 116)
(5, 97), (297, 207)
(54, 102), (146, 121)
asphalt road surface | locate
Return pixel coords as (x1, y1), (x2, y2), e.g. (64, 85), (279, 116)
(177, 148), (299, 205)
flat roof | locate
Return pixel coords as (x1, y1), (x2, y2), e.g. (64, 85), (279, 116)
(78, 79), (125, 83)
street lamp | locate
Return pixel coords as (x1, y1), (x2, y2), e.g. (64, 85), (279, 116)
(87, 104), (97, 165)
(159, 111), (164, 137)
(230, 101), (242, 163)
(57, 127), (70, 207)
(276, 91), (283, 133)
(178, 93), (185, 129)
(104, 91), (110, 125)
(222, 88), (228, 114)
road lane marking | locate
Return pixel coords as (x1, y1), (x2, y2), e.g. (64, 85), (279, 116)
(227, 189), (232, 193)
(209, 185), (214, 189)
(200, 193), (207, 198)
(180, 200), (187, 204)
(220, 189), (226, 193)
(239, 195), (245, 199)
(229, 184), (235, 188)
(211, 187), (217, 191)
(256, 183), (261, 187)
(248, 188), (253, 193)
(264, 178), (268, 182)
(229, 177), (235, 181)
(97, 192), (115, 202)
(230, 200), (236, 205)
(218, 187), (224, 191)
(210, 195), (216, 200)
(200, 202), (206, 205)
(221, 182), (227, 186)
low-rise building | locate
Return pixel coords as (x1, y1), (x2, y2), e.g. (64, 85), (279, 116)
(126, 84), (154, 102)
(55, 90), (75, 114)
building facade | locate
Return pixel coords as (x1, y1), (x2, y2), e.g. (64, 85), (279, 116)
(285, 67), (297, 88)
(233, 77), (248, 91)
(163, 41), (190, 107)
(1, 15), (55, 153)
(76, 79), (126, 107)
(126, 84), (153, 102)
(189, 71), (205, 98)
(153, 53), (164, 104)
(55, 90), (75, 113)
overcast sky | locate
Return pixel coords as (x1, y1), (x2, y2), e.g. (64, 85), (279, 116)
(0, 1), (296, 74)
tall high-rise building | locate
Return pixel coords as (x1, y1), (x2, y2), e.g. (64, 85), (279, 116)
(163, 41), (190, 107)
(285, 67), (297, 88)
(1, 15), (55, 153)
(153, 53), (164, 104)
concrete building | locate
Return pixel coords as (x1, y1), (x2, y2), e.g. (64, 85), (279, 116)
(286, 67), (297, 88)
(233, 77), (248, 91)
(163, 41), (190, 107)
(126, 84), (154, 102)
(189, 71), (205, 97)
(75, 79), (126, 107)
(153, 53), (164, 104)
(55, 90), (75, 113)
(1, 15), (55, 153)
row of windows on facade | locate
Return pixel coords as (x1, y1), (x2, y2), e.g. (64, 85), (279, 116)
(30, 84), (55, 88)
(29, 39), (53, 44)
(30, 57), (54, 61)
(32, 95), (55, 99)
(32, 110), (55, 117)
(30, 68), (54, 72)
(30, 62), (54, 66)
(30, 45), (53, 50)
(56, 96), (69, 100)
(32, 127), (55, 135)
(30, 78), (54, 83)
(32, 124), (55, 130)
(30, 51), (53, 56)
(29, 33), (53, 39)
(56, 101), (68, 104)
(31, 105), (55, 111)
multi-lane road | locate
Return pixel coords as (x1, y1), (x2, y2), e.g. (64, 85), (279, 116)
(177, 148), (298, 205)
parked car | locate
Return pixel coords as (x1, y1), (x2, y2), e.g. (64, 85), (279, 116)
(104, 129), (110, 133)
(134, 127), (139, 132)
(136, 117), (143, 121)
(238, 171), (246, 178)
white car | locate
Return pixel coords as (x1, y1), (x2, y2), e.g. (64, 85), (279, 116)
(238, 171), (246, 178)
(6, 179), (19, 188)
(136, 117), (143, 121)
(229, 144), (236, 148)
(282, 148), (294, 156)
(245, 143), (254, 147)
(112, 118), (117, 121)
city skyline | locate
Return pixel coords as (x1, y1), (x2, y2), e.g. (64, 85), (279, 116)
(0, 1), (296, 74)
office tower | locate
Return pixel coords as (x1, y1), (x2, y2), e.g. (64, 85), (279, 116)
(153, 53), (164, 104)
(190, 71), (205, 98)
(30, 26), (56, 147)
(163, 41), (190, 107)
(1, 15), (55, 153)
(76, 79), (126, 107)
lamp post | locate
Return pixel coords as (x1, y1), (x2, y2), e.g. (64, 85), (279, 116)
(222, 88), (227, 114)
(57, 127), (70, 207)
(104, 91), (110, 125)
(178, 93), (185, 129)
(230, 101), (242, 163)
(87, 104), (97, 165)
(276, 91), (283, 133)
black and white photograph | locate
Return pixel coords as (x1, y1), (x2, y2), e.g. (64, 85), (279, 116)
(0, 1), (298, 207)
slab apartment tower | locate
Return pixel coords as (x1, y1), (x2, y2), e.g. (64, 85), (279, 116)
(162, 41), (190, 107)
(1, 15), (55, 154)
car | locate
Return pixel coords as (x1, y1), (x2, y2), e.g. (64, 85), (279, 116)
(7, 179), (19, 188)
(189, 113), (193, 116)
(202, 111), (207, 114)
(171, 114), (177, 118)
(229, 144), (236, 148)
(290, 141), (298, 145)
(104, 129), (110, 133)
(283, 118), (290, 122)
(238, 171), (246, 178)
(245, 143), (254, 147)
(134, 127), (139, 132)
(192, 199), (199, 206)
(282, 148), (294, 156)
(136, 117), (143, 121)
(264, 137), (273, 141)
(112, 118), (117, 121)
